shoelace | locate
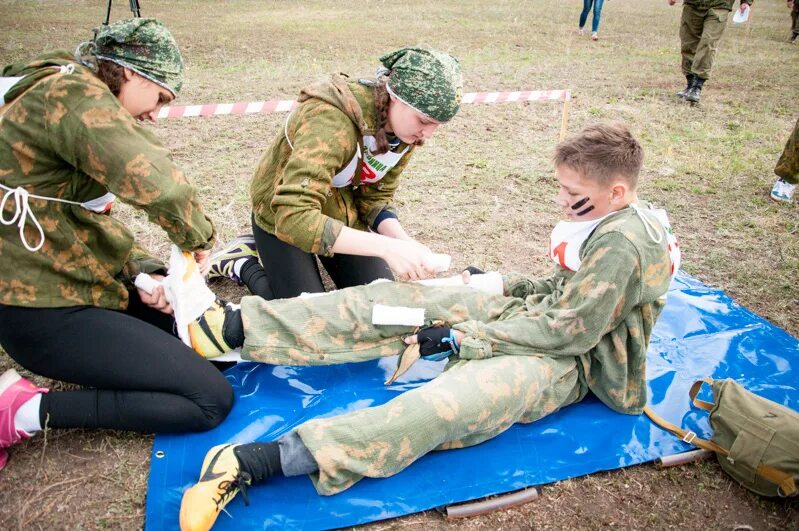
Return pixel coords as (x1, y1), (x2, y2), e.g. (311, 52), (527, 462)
(214, 471), (252, 511)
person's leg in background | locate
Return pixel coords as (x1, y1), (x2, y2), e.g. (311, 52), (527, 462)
(684, 7), (730, 103)
(677, 3), (705, 98)
(578, 0), (594, 35)
(771, 118), (799, 203)
(591, 0), (605, 39)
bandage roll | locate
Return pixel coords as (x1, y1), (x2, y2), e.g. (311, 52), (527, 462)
(134, 273), (161, 294)
(425, 253), (452, 273)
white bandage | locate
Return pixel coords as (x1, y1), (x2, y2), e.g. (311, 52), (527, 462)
(417, 271), (504, 294)
(372, 304), (425, 326)
(424, 253), (452, 273)
(134, 273), (161, 294)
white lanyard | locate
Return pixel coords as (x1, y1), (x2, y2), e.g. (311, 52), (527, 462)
(0, 183), (115, 252)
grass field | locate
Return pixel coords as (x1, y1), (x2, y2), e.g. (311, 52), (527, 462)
(1, 0), (798, 528)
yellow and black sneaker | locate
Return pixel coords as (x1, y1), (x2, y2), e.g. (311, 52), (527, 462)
(179, 444), (251, 531)
(187, 301), (237, 358)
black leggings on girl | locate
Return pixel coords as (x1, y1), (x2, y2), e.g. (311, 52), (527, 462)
(243, 213), (394, 300)
(0, 292), (233, 433)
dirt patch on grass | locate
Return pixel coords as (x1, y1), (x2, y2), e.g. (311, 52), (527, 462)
(1, 0), (798, 529)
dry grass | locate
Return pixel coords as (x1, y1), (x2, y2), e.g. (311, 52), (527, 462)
(1, 0), (798, 528)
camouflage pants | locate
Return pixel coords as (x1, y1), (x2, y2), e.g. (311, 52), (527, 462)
(775, 117), (799, 185)
(240, 282), (584, 495)
(680, 4), (730, 80)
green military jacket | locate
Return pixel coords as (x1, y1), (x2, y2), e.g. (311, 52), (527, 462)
(684, 0), (752, 10)
(0, 51), (215, 309)
(251, 75), (415, 256)
(453, 205), (675, 415)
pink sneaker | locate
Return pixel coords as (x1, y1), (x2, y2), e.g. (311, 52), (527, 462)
(0, 369), (48, 471)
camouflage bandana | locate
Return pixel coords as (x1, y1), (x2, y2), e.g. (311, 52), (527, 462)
(79, 18), (184, 96)
(379, 47), (463, 123)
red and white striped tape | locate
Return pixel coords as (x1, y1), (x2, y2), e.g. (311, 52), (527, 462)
(158, 90), (570, 119)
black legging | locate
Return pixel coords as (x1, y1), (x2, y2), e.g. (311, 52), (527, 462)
(242, 212), (394, 300)
(0, 291), (233, 433)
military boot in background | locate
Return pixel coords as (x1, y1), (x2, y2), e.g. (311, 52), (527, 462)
(684, 76), (705, 104)
(676, 74), (695, 98)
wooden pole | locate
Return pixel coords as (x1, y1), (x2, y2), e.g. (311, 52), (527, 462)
(559, 98), (571, 141)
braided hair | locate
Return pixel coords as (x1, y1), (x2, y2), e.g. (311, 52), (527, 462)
(372, 79), (391, 155)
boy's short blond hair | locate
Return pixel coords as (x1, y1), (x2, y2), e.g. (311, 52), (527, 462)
(553, 123), (643, 188)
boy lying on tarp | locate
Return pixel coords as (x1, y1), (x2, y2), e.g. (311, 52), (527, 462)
(173, 122), (681, 531)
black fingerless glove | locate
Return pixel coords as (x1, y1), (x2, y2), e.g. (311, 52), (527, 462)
(416, 326), (460, 361)
(463, 266), (485, 275)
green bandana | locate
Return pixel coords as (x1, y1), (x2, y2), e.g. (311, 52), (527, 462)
(379, 47), (463, 123)
(80, 18), (184, 96)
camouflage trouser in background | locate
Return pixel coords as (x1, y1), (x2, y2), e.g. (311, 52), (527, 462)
(775, 117), (799, 185)
(792, 4), (799, 38)
(680, 4), (730, 80)
(240, 282), (584, 495)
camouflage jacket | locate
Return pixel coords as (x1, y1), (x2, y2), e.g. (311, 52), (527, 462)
(251, 75), (415, 256)
(684, 0), (752, 10)
(453, 205), (675, 415)
(0, 51), (215, 309)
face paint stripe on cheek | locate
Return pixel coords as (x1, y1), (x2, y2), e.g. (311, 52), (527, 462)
(570, 197), (595, 217)
(570, 197), (590, 210)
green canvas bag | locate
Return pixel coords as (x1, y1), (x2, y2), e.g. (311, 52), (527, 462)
(644, 378), (799, 497)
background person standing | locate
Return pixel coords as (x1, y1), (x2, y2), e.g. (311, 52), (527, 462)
(578, 0), (609, 41)
(669, 0), (752, 103)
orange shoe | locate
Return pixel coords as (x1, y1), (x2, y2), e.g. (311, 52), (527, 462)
(179, 444), (250, 531)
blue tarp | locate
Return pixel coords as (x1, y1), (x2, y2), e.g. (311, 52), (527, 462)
(145, 273), (799, 530)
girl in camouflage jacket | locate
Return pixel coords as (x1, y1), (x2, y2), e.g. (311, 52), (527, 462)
(175, 123), (681, 531)
(208, 47), (464, 299)
(0, 19), (230, 472)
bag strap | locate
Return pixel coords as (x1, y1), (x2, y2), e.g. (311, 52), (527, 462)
(643, 405), (727, 454)
(688, 378), (715, 411)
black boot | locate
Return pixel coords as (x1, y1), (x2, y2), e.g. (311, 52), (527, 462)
(684, 76), (704, 103)
(676, 74), (695, 98)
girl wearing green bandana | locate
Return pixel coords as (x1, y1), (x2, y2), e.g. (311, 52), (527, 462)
(208, 47), (464, 299)
(0, 19), (231, 471)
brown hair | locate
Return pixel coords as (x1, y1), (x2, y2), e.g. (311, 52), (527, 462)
(372, 81), (391, 155)
(553, 123), (643, 188)
(372, 78), (425, 154)
(96, 60), (126, 96)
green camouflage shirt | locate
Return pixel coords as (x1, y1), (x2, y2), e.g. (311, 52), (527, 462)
(453, 205), (675, 414)
(0, 51), (215, 309)
(251, 75), (414, 256)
